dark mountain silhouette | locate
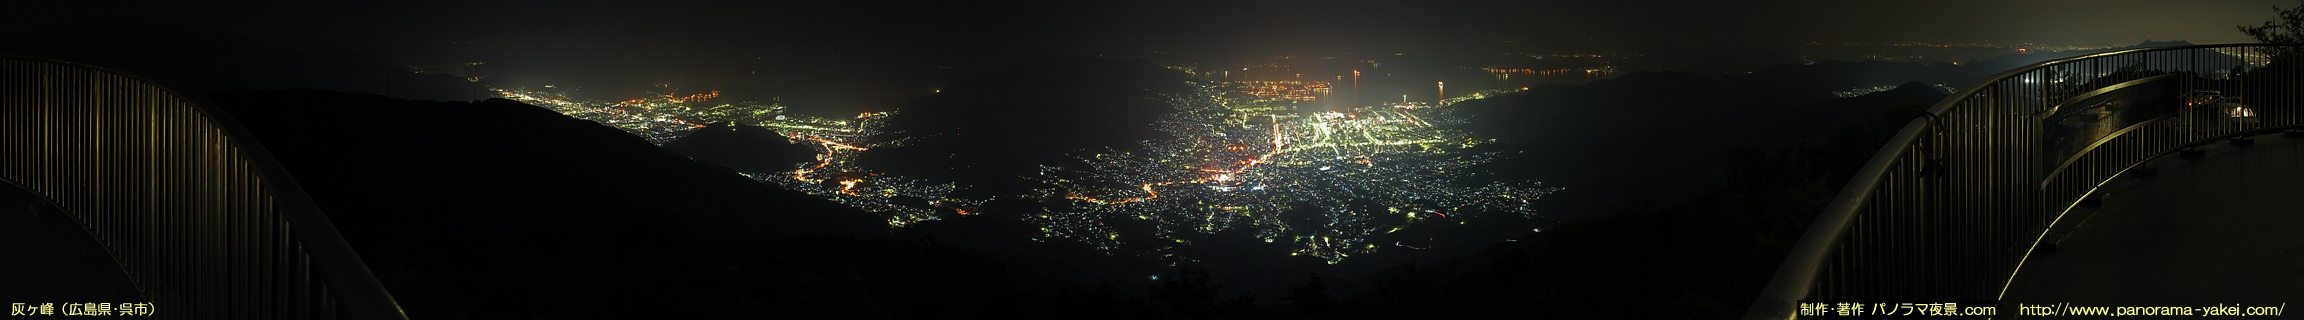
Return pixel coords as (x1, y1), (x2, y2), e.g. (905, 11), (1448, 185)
(661, 121), (818, 174)
(1324, 85), (1928, 319)
(1704, 40), (2203, 96)
(453, 52), (1957, 318)
(186, 48), (1977, 318)
(204, 89), (900, 318)
(2135, 40), (2199, 48)
(1451, 69), (1944, 224)
(1793, 81), (1952, 132)
(862, 56), (1196, 199)
(1616, 45), (1807, 74)
(1604, 40), (2209, 93)
(207, 89), (891, 241)
(1948, 40), (2201, 85)
(199, 89), (1261, 319)
(1735, 60), (1945, 94)
(25, 21), (2081, 317)
(4, 23), (482, 102)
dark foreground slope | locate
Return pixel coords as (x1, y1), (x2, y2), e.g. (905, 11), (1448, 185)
(205, 89), (1312, 319)
(1451, 73), (1946, 222)
(661, 121), (818, 174)
(209, 89), (885, 241)
(1324, 97), (1933, 319)
(7, 23), (482, 102)
(207, 90), (1057, 318)
(198, 65), (1951, 319)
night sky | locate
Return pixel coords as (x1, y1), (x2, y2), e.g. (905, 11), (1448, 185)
(8, 1), (2302, 317)
(13, 1), (2287, 48)
(8, 0), (2290, 111)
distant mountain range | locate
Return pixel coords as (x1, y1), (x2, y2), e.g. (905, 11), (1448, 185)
(1946, 40), (2198, 83)
(7, 22), (2228, 318)
(4, 23), (484, 102)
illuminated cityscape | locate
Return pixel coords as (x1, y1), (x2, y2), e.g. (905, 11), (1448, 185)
(491, 87), (718, 145)
(1022, 79), (1554, 263)
(736, 109), (989, 229)
(476, 34), (2155, 265)
(1830, 83), (1956, 98)
(496, 71), (1553, 263)
(15, 0), (2298, 318)
(495, 86), (985, 228)
(1224, 80), (1332, 102)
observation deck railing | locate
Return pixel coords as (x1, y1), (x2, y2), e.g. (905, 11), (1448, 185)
(1746, 44), (2304, 319)
(1, 56), (407, 319)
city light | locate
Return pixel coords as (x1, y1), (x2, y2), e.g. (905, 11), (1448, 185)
(497, 73), (1550, 263)
(1025, 80), (1556, 263)
(496, 85), (987, 228)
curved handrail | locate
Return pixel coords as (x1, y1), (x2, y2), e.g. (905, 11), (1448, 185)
(1, 56), (407, 319)
(1924, 43), (2284, 116)
(1746, 43), (2302, 319)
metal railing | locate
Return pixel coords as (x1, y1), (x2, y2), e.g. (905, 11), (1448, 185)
(1, 57), (407, 319)
(1747, 44), (2304, 319)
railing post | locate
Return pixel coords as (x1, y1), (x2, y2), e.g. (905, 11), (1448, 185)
(1746, 44), (2304, 319)
(0, 56), (407, 320)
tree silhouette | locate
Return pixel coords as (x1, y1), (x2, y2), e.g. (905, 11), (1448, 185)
(1153, 267), (1221, 319)
(2240, 0), (2304, 57)
(2240, 0), (2304, 122)
(1214, 292), (1259, 320)
(1285, 275), (1335, 318)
